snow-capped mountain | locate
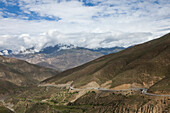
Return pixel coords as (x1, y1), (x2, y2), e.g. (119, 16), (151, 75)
(4, 44), (125, 71)
(0, 50), (13, 56)
(39, 44), (75, 54)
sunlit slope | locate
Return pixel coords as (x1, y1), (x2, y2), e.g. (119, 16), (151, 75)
(43, 33), (170, 93)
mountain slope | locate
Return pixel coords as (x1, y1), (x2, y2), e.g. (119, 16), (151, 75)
(0, 79), (21, 95)
(0, 55), (58, 86)
(43, 33), (170, 94)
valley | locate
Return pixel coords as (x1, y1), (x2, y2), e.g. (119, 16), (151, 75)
(0, 33), (169, 113)
(1, 0), (170, 112)
(1, 83), (169, 113)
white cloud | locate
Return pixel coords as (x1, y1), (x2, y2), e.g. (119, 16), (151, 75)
(0, 30), (153, 53)
(0, 0), (169, 51)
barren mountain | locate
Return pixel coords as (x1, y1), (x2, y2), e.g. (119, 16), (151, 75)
(0, 55), (58, 86)
(43, 33), (170, 94)
(1, 33), (170, 113)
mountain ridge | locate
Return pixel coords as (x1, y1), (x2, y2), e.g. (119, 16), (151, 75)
(6, 46), (125, 71)
(42, 33), (170, 94)
(0, 33), (169, 113)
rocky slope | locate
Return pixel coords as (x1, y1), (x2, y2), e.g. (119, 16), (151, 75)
(43, 33), (170, 94)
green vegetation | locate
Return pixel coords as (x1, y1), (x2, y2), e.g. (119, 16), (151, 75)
(5, 86), (82, 113)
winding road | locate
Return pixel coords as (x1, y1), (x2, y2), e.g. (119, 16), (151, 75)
(69, 86), (170, 97)
(38, 84), (170, 97)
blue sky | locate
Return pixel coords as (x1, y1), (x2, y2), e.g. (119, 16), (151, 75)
(0, 0), (61, 21)
(0, 0), (170, 52)
(0, 0), (101, 20)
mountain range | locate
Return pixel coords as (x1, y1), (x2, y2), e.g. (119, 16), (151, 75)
(5, 45), (125, 71)
(0, 33), (169, 113)
(43, 33), (170, 94)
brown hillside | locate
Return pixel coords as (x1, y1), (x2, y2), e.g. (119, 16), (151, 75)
(0, 55), (58, 86)
(43, 33), (170, 93)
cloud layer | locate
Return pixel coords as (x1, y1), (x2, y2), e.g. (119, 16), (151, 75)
(0, 0), (169, 52)
(0, 31), (154, 52)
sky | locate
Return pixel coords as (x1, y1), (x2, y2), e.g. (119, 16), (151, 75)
(0, 0), (170, 53)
